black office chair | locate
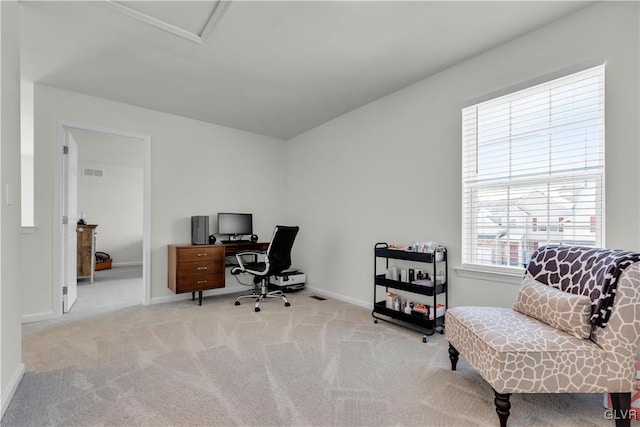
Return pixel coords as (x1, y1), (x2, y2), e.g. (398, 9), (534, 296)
(231, 225), (299, 312)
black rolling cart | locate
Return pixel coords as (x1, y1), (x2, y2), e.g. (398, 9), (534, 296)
(372, 242), (448, 342)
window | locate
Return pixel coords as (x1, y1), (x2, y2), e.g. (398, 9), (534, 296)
(462, 64), (605, 273)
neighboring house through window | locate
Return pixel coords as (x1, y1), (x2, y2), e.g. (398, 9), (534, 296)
(462, 64), (605, 272)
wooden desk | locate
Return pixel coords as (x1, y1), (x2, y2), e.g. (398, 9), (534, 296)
(221, 241), (269, 259)
(168, 242), (269, 305)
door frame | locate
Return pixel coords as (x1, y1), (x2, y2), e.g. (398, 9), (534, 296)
(52, 120), (151, 316)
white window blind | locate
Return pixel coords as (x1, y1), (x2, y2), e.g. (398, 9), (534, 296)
(462, 64), (605, 272)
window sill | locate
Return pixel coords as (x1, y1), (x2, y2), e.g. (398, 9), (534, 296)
(454, 265), (524, 285)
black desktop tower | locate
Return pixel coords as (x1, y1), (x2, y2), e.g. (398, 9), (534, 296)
(191, 216), (209, 245)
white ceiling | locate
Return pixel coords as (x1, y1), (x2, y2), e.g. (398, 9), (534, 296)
(20, 1), (593, 140)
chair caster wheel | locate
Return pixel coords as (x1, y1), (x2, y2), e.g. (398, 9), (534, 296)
(235, 301), (240, 306)
(374, 319), (378, 324)
(422, 336), (427, 343)
(254, 307), (260, 312)
(285, 302), (290, 307)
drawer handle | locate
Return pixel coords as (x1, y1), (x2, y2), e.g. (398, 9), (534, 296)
(196, 266), (208, 270)
(197, 280), (208, 284)
(197, 253), (208, 257)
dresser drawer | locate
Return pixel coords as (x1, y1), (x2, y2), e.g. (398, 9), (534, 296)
(176, 273), (225, 292)
(177, 261), (224, 278)
(168, 244), (226, 298)
(177, 246), (224, 263)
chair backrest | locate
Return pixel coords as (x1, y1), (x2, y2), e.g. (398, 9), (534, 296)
(525, 245), (640, 390)
(265, 225), (299, 275)
(525, 245), (640, 328)
(595, 262), (640, 391)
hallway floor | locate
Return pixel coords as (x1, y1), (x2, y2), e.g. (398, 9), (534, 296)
(25, 265), (142, 330)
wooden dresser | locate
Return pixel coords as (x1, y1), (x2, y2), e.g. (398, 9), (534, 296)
(77, 224), (98, 283)
(168, 244), (225, 305)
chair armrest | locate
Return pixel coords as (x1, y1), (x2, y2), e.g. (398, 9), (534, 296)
(235, 251), (265, 257)
(234, 251), (265, 271)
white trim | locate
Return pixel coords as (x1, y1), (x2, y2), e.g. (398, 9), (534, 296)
(150, 285), (249, 305)
(148, 284), (372, 311)
(454, 265), (524, 285)
(304, 285), (372, 310)
(151, 293), (197, 305)
(53, 120), (152, 316)
(111, 261), (143, 268)
(199, 0), (229, 41)
(104, 1), (229, 44)
(142, 133), (151, 305)
(0, 362), (25, 418)
(462, 58), (606, 109)
(21, 310), (56, 324)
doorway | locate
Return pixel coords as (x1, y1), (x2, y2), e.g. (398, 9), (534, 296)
(53, 121), (151, 318)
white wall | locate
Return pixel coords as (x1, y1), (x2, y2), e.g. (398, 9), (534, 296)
(286, 2), (640, 308)
(78, 162), (143, 265)
(1, 0), (25, 417)
(75, 129), (144, 265)
(18, 2), (639, 318)
(21, 85), (286, 320)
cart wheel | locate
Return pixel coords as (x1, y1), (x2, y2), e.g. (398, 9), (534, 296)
(422, 336), (427, 343)
(254, 307), (260, 312)
(234, 301), (240, 306)
(285, 302), (291, 307)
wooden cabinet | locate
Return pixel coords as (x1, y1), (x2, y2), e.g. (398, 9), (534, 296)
(77, 224), (98, 282)
(168, 244), (225, 305)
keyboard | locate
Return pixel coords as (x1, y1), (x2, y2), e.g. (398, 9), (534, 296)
(222, 240), (251, 244)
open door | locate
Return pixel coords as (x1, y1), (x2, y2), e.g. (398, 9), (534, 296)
(54, 120), (152, 318)
(62, 131), (78, 312)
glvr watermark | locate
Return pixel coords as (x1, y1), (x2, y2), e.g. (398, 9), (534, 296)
(604, 408), (637, 420)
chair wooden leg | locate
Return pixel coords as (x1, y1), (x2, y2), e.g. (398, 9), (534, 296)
(610, 392), (631, 427)
(494, 390), (511, 427)
(448, 343), (459, 371)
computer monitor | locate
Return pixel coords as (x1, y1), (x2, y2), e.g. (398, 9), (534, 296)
(217, 213), (253, 239)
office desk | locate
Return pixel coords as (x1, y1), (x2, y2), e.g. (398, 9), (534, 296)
(168, 242), (269, 305)
(221, 241), (269, 258)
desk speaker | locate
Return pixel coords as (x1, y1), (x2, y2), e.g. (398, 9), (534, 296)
(250, 234), (258, 242)
(191, 216), (209, 245)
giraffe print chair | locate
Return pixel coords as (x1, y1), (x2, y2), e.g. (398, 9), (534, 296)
(446, 246), (640, 427)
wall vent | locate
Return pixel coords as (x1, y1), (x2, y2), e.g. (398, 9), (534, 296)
(83, 168), (105, 177)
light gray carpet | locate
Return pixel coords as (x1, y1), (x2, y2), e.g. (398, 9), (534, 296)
(3, 290), (615, 426)
(26, 265), (143, 331)
(73, 265), (142, 317)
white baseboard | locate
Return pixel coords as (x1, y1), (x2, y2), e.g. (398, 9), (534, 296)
(150, 285), (249, 305)
(111, 261), (143, 268)
(1, 362), (25, 418)
(149, 286), (370, 310)
(304, 286), (372, 310)
(21, 310), (56, 324)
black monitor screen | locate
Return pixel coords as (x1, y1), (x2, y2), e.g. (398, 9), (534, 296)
(218, 213), (253, 236)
